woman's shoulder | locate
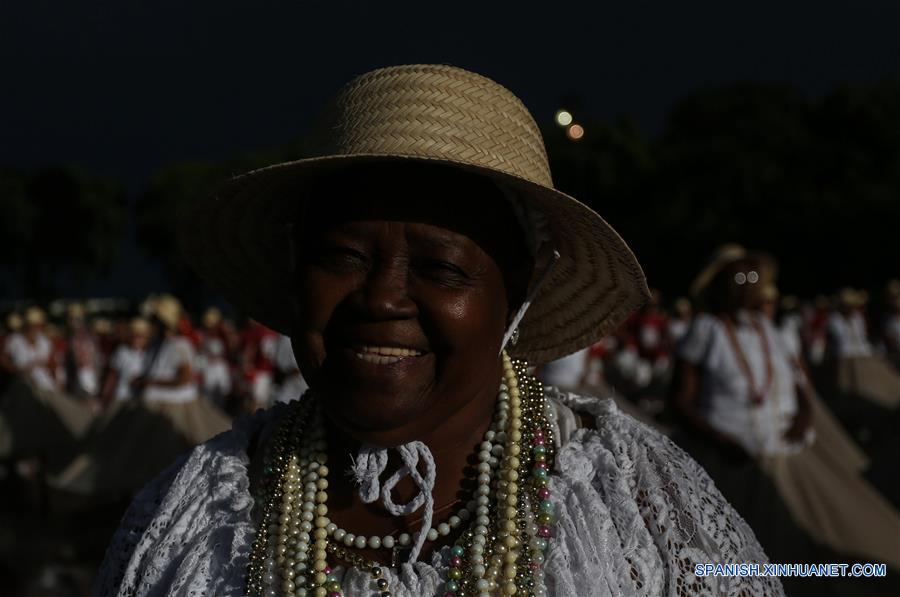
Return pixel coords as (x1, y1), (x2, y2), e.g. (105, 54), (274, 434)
(94, 404), (288, 596)
(546, 385), (685, 475)
(544, 386), (784, 595)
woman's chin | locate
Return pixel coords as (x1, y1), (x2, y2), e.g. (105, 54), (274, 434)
(320, 390), (431, 445)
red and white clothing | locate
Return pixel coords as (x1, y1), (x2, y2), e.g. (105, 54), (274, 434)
(243, 322), (278, 407)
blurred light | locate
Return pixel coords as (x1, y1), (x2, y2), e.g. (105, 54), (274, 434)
(566, 123), (585, 140)
(555, 110), (573, 127)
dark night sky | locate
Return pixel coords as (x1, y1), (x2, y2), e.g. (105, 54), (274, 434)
(2, 0), (899, 296)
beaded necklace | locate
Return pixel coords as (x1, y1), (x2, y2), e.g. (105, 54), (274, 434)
(719, 314), (773, 406)
(246, 352), (556, 597)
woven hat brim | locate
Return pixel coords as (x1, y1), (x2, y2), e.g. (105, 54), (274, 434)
(181, 153), (650, 364)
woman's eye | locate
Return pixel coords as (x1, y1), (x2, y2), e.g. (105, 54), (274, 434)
(317, 247), (369, 271)
(417, 260), (470, 282)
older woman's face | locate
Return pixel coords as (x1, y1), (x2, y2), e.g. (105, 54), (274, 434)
(291, 166), (529, 444)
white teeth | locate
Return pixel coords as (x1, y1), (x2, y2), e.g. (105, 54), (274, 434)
(355, 345), (423, 364)
(358, 345), (423, 357)
(356, 353), (403, 365)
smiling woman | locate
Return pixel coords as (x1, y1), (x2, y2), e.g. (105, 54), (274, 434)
(96, 65), (784, 597)
(294, 164), (530, 444)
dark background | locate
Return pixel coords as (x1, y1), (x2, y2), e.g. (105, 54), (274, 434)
(2, 0), (899, 308)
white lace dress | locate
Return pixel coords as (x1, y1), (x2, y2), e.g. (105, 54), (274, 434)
(95, 389), (783, 596)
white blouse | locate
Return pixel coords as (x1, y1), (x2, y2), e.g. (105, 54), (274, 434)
(678, 312), (802, 457)
(143, 337), (198, 404)
(827, 312), (872, 358)
(4, 332), (57, 392)
(109, 345), (148, 401)
(95, 389), (782, 596)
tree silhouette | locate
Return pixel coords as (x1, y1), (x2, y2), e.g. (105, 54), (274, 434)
(0, 167), (125, 299)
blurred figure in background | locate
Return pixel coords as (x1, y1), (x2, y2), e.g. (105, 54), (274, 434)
(63, 303), (99, 399)
(537, 347), (591, 390)
(882, 280), (900, 369)
(54, 297), (230, 497)
(134, 295), (230, 443)
(197, 307), (232, 409)
(100, 318), (151, 405)
(758, 279), (870, 478)
(667, 297), (693, 344)
(828, 288), (900, 409)
(269, 333), (308, 405)
(674, 244), (900, 574)
(3, 307), (59, 392)
(0, 307), (93, 472)
(241, 319), (278, 410)
(805, 295), (831, 366)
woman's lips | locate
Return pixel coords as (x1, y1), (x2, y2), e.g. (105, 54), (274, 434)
(353, 345), (425, 365)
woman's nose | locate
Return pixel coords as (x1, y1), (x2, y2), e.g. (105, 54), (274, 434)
(359, 257), (418, 320)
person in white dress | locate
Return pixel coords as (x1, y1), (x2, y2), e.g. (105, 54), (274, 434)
(97, 65), (781, 597)
(674, 246), (900, 576)
(101, 317), (151, 404)
(3, 306), (59, 392)
(61, 302), (100, 398)
(667, 297), (692, 344)
(197, 307), (233, 408)
(827, 288), (900, 408)
(0, 307), (93, 467)
(54, 298), (232, 496)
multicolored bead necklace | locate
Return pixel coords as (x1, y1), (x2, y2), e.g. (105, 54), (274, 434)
(246, 352), (556, 596)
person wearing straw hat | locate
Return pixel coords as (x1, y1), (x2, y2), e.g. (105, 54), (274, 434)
(63, 302), (101, 398)
(197, 306), (234, 408)
(129, 294), (231, 443)
(100, 317), (153, 405)
(673, 246), (900, 578)
(2, 306), (59, 392)
(54, 298), (231, 496)
(827, 288), (900, 408)
(0, 307), (94, 469)
(667, 297), (693, 345)
(97, 65), (781, 597)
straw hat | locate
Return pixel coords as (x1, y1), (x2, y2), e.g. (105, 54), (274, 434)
(202, 307), (223, 329)
(887, 279), (900, 299)
(154, 295), (183, 331)
(181, 64), (649, 364)
(92, 318), (112, 335)
(838, 287), (866, 308)
(689, 244), (748, 298)
(67, 302), (86, 321)
(24, 307), (46, 327)
(130, 317), (151, 337)
(673, 297), (692, 317)
(5, 312), (23, 332)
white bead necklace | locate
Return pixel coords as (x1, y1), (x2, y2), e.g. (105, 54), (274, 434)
(247, 352), (557, 597)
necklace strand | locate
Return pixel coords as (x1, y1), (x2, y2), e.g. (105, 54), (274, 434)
(246, 353), (556, 597)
